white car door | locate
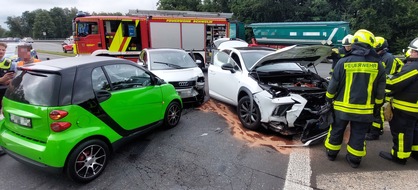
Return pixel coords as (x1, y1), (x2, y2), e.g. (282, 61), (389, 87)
(208, 50), (242, 106)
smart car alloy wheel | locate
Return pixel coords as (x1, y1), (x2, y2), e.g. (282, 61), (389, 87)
(164, 101), (182, 128)
(66, 139), (109, 183)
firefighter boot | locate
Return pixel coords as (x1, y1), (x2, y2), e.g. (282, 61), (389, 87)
(346, 153), (361, 168)
(410, 151), (418, 161)
(326, 149), (338, 161)
(379, 151), (406, 165)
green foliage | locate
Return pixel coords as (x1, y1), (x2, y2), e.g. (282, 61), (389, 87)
(157, 0), (201, 11)
(32, 10), (56, 38)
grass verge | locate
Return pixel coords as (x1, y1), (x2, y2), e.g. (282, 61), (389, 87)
(37, 50), (76, 57)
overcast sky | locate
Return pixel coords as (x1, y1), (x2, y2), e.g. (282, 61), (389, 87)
(1, 0), (159, 30)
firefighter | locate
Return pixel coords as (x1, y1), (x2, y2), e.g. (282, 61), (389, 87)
(324, 29), (386, 168)
(329, 34), (354, 75)
(379, 37), (418, 165)
(366, 36), (400, 140)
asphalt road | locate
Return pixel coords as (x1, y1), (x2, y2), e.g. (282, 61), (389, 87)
(1, 42), (418, 189)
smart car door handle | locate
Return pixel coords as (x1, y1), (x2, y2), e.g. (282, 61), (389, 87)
(96, 90), (111, 103)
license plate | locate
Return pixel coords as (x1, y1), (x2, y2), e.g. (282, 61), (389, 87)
(10, 114), (32, 128)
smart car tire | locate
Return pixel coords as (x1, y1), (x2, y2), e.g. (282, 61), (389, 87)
(164, 101), (182, 128)
(238, 96), (261, 130)
(66, 139), (110, 183)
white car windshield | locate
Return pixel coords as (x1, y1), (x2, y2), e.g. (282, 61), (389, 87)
(149, 50), (197, 70)
(241, 50), (272, 70)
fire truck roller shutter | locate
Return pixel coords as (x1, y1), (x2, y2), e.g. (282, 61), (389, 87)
(150, 22), (181, 48)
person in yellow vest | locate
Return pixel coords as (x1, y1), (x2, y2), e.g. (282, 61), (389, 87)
(379, 37), (418, 165)
(324, 29), (386, 168)
(0, 42), (15, 156)
(16, 45), (41, 67)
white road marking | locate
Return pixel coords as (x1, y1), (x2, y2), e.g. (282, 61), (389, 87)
(284, 148), (313, 190)
(316, 170), (418, 189)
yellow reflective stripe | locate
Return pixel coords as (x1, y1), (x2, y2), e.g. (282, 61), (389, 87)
(344, 70), (353, 103)
(367, 72), (377, 105)
(334, 101), (374, 109)
(372, 122), (381, 128)
(109, 23), (123, 52)
(347, 144), (366, 157)
(326, 92), (335, 99)
(330, 68), (334, 73)
(333, 105), (373, 114)
(375, 98), (383, 104)
(324, 125), (342, 151)
(412, 145), (418, 151)
(396, 133), (411, 159)
(380, 107), (384, 122)
(387, 69), (418, 85)
(392, 99), (418, 113)
(389, 60), (397, 75)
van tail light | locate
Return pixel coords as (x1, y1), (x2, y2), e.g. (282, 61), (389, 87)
(51, 122), (72, 132)
(49, 110), (68, 120)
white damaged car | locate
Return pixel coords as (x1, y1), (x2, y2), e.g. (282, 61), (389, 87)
(208, 44), (332, 141)
(138, 48), (205, 104)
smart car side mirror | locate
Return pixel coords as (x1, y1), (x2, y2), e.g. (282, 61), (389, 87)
(95, 90), (111, 103)
(156, 77), (166, 85)
(221, 63), (235, 73)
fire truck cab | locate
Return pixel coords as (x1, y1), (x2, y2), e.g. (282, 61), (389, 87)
(73, 10), (238, 67)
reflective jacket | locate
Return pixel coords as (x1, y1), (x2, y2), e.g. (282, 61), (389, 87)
(326, 44), (386, 122)
(0, 57), (12, 90)
(330, 47), (350, 74)
(386, 60), (418, 118)
(379, 50), (398, 75)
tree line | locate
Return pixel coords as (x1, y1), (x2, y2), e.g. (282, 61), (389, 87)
(2, 0), (418, 53)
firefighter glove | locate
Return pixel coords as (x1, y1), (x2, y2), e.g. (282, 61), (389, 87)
(325, 97), (333, 104)
(374, 104), (383, 118)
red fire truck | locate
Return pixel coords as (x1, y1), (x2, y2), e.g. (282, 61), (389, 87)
(72, 10), (234, 65)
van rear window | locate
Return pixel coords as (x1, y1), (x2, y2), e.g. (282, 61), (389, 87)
(5, 70), (61, 106)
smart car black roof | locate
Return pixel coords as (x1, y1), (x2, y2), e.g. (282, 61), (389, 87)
(20, 56), (134, 72)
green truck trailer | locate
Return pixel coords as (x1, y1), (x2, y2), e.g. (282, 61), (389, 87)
(248, 21), (351, 47)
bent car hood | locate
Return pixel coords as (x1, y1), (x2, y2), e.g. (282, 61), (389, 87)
(151, 67), (203, 82)
(249, 45), (332, 71)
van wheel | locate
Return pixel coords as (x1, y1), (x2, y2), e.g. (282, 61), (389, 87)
(238, 96), (261, 130)
(164, 101), (182, 128)
(66, 139), (109, 183)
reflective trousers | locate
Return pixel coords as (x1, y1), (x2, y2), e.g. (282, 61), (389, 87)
(389, 108), (418, 159)
(325, 117), (370, 157)
(370, 108), (384, 135)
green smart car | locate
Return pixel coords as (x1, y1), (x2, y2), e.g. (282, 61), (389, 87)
(0, 56), (182, 183)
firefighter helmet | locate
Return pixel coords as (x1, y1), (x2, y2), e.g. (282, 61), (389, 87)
(375, 36), (388, 51)
(408, 37), (418, 51)
(342, 34), (353, 46)
(352, 29), (376, 47)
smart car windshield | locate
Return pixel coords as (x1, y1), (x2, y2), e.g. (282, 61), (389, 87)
(240, 50), (272, 70)
(149, 50), (197, 70)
